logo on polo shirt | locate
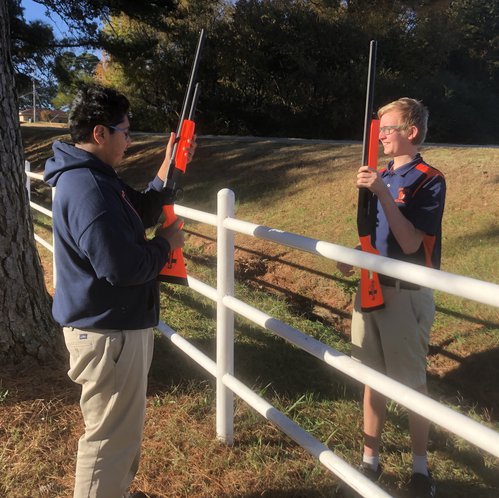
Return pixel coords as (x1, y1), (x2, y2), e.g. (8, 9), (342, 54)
(395, 187), (410, 204)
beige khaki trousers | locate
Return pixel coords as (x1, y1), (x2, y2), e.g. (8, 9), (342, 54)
(63, 327), (154, 498)
(351, 285), (435, 388)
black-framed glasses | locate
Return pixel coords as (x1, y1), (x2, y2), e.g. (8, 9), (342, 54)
(106, 124), (131, 140)
(379, 125), (406, 135)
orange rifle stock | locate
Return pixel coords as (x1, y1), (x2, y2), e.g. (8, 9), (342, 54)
(357, 40), (384, 312)
(158, 30), (205, 285)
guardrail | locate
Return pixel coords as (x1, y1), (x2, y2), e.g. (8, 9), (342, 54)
(26, 163), (499, 497)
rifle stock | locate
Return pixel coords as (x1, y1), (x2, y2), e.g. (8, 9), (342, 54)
(357, 40), (384, 312)
(159, 31), (205, 285)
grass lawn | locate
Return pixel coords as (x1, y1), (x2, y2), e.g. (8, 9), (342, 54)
(1, 124), (497, 497)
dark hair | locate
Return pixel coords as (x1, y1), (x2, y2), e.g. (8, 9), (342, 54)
(68, 84), (130, 143)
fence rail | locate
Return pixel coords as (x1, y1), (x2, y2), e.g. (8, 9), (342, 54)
(26, 162), (56, 283)
(26, 163), (499, 497)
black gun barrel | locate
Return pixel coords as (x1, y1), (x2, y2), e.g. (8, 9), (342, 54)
(188, 83), (201, 121)
(176, 29), (206, 136)
(164, 29), (206, 189)
(361, 40), (377, 167)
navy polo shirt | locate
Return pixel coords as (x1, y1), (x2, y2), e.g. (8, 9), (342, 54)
(375, 153), (446, 269)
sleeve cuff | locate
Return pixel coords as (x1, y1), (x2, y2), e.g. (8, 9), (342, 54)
(150, 175), (165, 192)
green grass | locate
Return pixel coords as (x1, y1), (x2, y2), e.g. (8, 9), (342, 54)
(6, 125), (498, 497)
(146, 245), (499, 497)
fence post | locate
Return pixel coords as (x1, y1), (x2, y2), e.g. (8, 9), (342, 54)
(25, 160), (31, 200)
(216, 188), (235, 444)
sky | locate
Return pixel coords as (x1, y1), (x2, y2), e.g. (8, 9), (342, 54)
(21, 0), (71, 39)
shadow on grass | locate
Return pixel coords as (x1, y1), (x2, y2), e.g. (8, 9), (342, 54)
(0, 356), (77, 407)
(232, 487), (336, 498)
(185, 231), (355, 321)
(119, 138), (354, 212)
(150, 325), (360, 405)
(433, 434), (499, 489)
(33, 216), (53, 232)
(182, 232), (499, 421)
(424, 480), (499, 498)
(224, 479), (499, 498)
(154, 277), (359, 404)
(150, 281), (499, 496)
(448, 225), (499, 252)
(380, 404), (499, 492)
(186, 229), (499, 330)
(439, 347), (499, 417)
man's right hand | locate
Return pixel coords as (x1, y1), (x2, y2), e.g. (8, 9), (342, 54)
(155, 218), (185, 250)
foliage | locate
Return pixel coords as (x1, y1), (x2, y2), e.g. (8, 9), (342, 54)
(93, 0), (498, 143)
(210, 0), (366, 138)
(26, 0), (176, 43)
(11, 0), (499, 140)
(8, 0), (58, 104)
(97, 0), (226, 132)
(8, 0), (178, 111)
(52, 51), (100, 109)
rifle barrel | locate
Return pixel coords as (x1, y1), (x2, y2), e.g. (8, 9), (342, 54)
(165, 29), (206, 189)
(176, 29), (206, 136)
(188, 83), (201, 120)
(361, 40), (377, 167)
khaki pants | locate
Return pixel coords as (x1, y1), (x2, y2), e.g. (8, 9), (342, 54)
(351, 285), (435, 388)
(63, 327), (154, 498)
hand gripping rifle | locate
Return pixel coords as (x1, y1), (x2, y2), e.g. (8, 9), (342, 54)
(357, 40), (384, 312)
(158, 29), (206, 284)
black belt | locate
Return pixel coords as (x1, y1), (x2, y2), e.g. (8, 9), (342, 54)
(379, 275), (420, 290)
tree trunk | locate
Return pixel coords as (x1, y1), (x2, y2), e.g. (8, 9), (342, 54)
(0, 0), (61, 363)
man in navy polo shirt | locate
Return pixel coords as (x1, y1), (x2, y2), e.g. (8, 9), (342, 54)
(337, 98), (445, 498)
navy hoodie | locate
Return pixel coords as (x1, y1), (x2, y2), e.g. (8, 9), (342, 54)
(44, 141), (171, 329)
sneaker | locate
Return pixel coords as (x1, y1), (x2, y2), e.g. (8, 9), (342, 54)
(335, 463), (382, 497)
(409, 472), (436, 498)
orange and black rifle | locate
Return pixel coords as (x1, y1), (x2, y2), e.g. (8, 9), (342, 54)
(357, 39), (384, 312)
(158, 29), (206, 285)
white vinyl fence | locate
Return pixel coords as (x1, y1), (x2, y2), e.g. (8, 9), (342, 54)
(26, 163), (499, 498)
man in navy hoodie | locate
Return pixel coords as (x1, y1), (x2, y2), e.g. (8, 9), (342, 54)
(44, 84), (193, 498)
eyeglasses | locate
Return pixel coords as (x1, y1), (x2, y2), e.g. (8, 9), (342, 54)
(379, 125), (406, 135)
(106, 125), (131, 140)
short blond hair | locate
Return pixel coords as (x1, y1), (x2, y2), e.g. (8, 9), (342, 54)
(377, 98), (429, 145)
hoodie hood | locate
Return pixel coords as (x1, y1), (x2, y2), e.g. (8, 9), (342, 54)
(44, 140), (117, 187)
